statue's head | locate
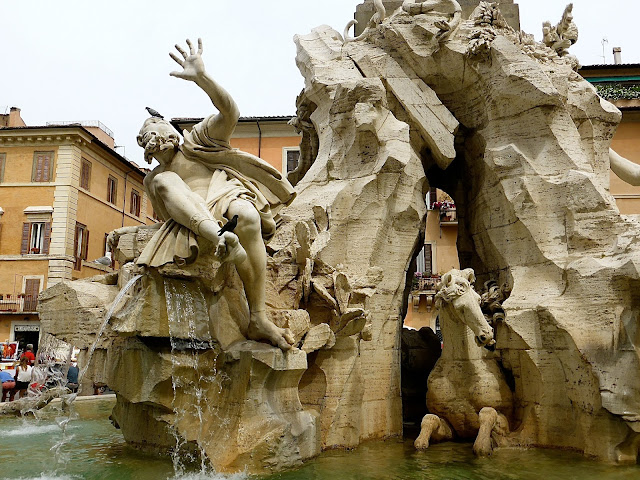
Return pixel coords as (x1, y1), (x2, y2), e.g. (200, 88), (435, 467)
(137, 117), (180, 164)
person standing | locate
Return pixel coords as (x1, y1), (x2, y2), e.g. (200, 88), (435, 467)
(14, 357), (32, 400)
(66, 362), (79, 393)
(20, 344), (35, 365)
(0, 370), (16, 402)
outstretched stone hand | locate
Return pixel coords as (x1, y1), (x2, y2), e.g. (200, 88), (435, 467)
(169, 38), (206, 82)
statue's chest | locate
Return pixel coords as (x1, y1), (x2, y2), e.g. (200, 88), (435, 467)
(167, 155), (211, 190)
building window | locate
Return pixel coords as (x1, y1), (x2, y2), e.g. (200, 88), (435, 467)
(283, 148), (300, 174)
(415, 243), (435, 275)
(32, 151), (54, 182)
(23, 278), (40, 312)
(21, 222), (51, 255)
(426, 187), (437, 210)
(0, 153), (6, 183)
(130, 189), (141, 217)
(107, 176), (118, 204)
(80, 158), (92, 190)
(74, 223), (89, 270)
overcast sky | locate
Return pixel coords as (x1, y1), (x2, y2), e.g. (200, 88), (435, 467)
(1, 0), (638, 167)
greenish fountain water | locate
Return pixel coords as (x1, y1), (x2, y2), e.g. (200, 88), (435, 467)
(1, 397), (639, 480)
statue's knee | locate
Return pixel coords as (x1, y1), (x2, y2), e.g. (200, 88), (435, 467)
(235, 208), (261, 235)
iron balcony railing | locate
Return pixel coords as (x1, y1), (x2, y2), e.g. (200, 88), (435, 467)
(0, 294), (38, 312)
(412, 275), (441, 292)
(439, 207), (458, 224)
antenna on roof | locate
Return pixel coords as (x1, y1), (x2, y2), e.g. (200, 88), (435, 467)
(601, 37), (609, 64)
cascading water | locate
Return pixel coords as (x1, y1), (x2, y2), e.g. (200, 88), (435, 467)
(40, 274), (142, 472)
(78, 274), (143, 386)
(164, 277), (226, 477)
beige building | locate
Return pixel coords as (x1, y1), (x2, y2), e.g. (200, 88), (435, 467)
(0, 108), (154, 350)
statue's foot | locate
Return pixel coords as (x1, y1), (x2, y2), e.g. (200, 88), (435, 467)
(215, 232), (247, 265)
(415, 414), (453, 450)
(247, 311), (295, 351)
(473, 407), (498, 457)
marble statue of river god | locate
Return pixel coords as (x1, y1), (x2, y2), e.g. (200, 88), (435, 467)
(115, 38), (296, 351)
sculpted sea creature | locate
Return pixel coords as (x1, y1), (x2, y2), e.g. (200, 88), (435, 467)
(343, 0), (386, 44)
(434, 268), (494, 347)
(415, 269), (513, 455)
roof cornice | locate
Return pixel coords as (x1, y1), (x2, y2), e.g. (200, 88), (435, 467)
(0, 125), (146, 177)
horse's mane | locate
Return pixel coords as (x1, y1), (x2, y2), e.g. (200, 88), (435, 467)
(434, 268), (476, 309)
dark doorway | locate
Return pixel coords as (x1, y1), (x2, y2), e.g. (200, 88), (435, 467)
(13, 327), (40, 356)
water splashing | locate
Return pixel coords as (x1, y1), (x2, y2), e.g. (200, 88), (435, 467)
(40, 274), (142, 472)
(164, 278), (227, 477)
(78, 274), (142, 385)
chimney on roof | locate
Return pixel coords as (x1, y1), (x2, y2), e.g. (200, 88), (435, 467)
(613, 47), (622, 65)
(8, 107), (26, 127)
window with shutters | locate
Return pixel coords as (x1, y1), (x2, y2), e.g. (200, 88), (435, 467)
(32, 151), (54, 182)
(21, 222), (51, 255)
(74, 223), (89, 270)
(107, 176), (117, 204)
(283, 148), (300, 174)
(130, 189), (141, 217)
(423, 243), (434, 276)
(80, 158), (92, 190)
(0, 153), (6, 183)
(426, 187), (438, 210)
(23, 278), (40, 312)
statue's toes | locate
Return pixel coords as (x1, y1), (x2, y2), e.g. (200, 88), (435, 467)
(276, 335), (293, 351)
(283, 328), (295, 345)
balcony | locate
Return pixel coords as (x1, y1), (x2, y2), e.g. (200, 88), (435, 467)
(412, 274), (441, 293)
(0, 294), (38, 313)
(411, 274), (441, 312)
(439, 207), (458, 225)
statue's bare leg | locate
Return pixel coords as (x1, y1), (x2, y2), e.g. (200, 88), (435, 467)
(473, 407), (510, 457)
(226, 199), (295, 350)
(152, 172), (246, 262)
(415, 414), (454, 450)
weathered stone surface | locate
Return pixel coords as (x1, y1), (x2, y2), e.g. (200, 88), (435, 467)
(269, 310), (311, 346)
(38, 279), (119, 350)
(108, 337), (319, 472)
(301, 324), (335, 353)
(291, 2), (640, 463)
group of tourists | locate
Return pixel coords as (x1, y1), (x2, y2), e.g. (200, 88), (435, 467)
(0, 344), (36, 402)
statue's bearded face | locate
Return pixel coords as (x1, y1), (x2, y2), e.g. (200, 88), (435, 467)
(137, 119), (180, 164)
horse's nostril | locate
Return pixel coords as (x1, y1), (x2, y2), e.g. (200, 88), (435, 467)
(479, 335), (486, 342)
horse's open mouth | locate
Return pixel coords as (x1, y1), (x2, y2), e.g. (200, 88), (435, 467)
(476, 336), (497, 351)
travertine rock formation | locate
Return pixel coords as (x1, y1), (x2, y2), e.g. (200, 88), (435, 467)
(291, 1), (640, 463)
(39, 216), (378, 472)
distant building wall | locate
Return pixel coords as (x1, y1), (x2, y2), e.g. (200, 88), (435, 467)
(0, 122), (153, 346)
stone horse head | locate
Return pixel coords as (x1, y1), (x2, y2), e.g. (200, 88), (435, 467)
(434, 268), (495, 348)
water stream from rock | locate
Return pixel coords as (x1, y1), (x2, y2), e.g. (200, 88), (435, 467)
(44, 274), (142, 472)
(164, 278), (228, 477)
(78, 273), (143, 386)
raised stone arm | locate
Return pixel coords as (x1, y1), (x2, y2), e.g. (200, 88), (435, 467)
(169, 38), (240, 143)
(610, 148), (640, 186)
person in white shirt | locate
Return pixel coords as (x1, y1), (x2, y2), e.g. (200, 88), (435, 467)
(14, 356), (32, 399)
